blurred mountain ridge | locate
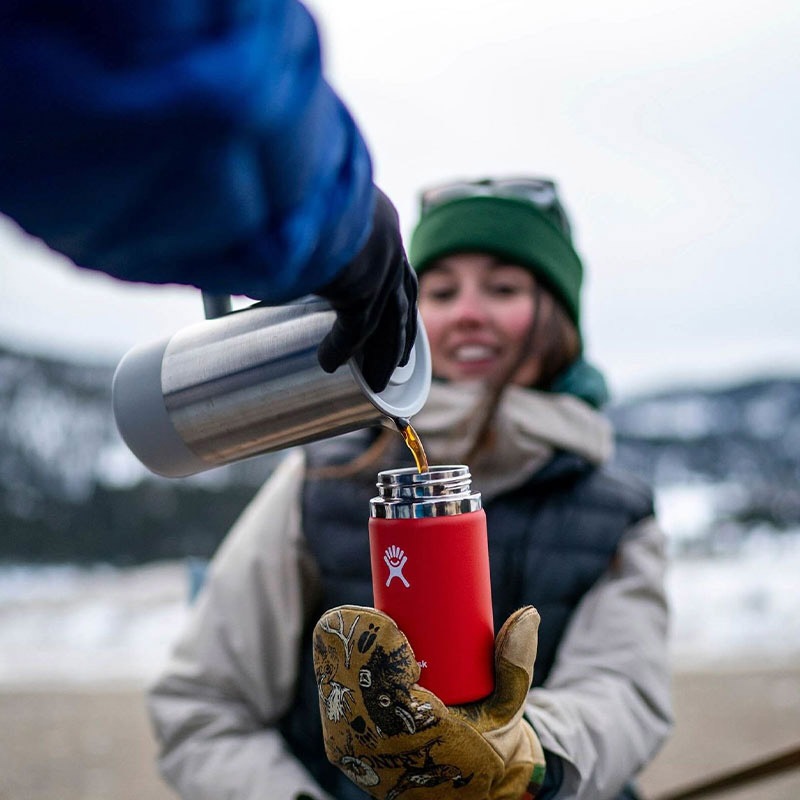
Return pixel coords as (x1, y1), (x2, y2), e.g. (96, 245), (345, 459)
(1, 342), (799, 563)
(610, 378), (800, 553)
(0, 343), (275, 564)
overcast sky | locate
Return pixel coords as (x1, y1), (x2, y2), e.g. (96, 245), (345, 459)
(1, 0), (798, 398)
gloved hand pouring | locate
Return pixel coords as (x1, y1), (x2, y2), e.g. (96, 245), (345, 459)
(317, 188), (419, 394)
(313, 604), (546, 800)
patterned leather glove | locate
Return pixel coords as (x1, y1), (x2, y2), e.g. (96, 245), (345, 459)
(313, 605), (546, 800)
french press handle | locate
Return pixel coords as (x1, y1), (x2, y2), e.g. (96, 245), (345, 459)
(201, 292), (233, 320)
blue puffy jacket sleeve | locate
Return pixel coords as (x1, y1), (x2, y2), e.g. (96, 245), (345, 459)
(0, 0), (375, 302)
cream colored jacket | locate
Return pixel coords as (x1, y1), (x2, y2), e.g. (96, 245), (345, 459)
(148, 384), (673, 800)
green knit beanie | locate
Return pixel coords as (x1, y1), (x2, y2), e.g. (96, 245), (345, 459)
(408, 195), (584, 328)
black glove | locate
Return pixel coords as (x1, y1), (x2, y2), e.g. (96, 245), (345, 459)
(317, 187), (418, 393)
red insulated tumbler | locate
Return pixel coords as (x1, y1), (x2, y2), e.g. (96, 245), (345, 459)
(368, 465), (495, 704)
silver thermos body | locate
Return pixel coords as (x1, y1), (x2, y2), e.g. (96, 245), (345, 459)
(112, 297), (431, 478)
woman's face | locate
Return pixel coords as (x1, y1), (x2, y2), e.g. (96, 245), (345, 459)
(418, 253), (542, 386)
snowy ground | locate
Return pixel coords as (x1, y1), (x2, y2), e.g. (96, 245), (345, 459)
(1, 511), (799, 687)
(666, 531), (800, 669)
(0, 561), (189, 687)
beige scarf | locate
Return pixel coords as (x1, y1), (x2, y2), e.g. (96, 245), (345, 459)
(412, 381), (614, 501)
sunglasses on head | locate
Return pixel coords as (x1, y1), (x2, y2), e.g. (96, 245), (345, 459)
(419, 176), (571, 237)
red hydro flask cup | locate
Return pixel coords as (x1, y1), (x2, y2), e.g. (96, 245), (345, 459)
(368, 465), (495, 705)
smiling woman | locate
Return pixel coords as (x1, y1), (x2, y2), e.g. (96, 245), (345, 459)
(418, 255), (580, 389)
(409, 178), (592, 406)
(418, 254), (540, 383)
(407, 178), (601, 465)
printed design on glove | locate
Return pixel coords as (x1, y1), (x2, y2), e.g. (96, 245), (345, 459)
(384, 545), (410, 588)
(358, 643), (436, 736)
(314, 610), (476, 799)
(335, 737), (474, 800)
(318, 608), (359, 667)
(314, 633), (355, 723)
(315, 609), (361, 722)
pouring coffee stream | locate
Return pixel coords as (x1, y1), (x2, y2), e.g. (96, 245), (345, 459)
(395, 417), (429, 473)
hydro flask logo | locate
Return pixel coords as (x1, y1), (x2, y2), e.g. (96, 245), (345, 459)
(384, 545), (410, 588)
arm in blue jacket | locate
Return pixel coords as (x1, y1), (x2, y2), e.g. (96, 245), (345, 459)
(0, 0), (375, 303)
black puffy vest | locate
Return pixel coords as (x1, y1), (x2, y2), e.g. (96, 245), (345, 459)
(280, 432), (653, 799)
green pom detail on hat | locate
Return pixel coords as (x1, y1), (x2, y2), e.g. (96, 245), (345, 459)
(409, 196), (583, 328)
